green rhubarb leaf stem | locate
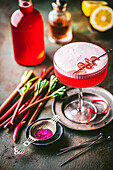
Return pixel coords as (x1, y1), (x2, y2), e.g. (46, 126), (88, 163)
(51, 86), (66, 98)
(30, 78), (49, 104)
(19, 86), (66, 116)
(35, 79), (48, 96)
(10, 79), (33, 124)
(48, 75), (58, 93)
(18, 81), (32, 96)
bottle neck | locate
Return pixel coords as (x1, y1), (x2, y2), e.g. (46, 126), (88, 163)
(19, 0), (33, 14)
(52, 2), (67, 12)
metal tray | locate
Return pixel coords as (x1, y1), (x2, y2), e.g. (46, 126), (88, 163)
(52, 87), (113, 131)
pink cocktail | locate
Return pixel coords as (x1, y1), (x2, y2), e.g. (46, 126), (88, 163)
(53, 42), (108, 123)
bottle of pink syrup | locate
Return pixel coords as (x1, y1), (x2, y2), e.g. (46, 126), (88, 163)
(11, 0), (45, 66)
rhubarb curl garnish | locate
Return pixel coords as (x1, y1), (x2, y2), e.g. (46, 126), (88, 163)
(85, 100), (109, 124)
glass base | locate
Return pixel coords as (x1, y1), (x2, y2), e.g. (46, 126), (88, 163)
(64, 100), (97, 124)
(48, 32), (72, 44)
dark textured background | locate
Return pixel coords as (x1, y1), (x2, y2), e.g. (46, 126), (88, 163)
(0, 1), (113, 170)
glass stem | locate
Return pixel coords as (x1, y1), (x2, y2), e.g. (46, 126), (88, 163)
(78, 88), (83, 112)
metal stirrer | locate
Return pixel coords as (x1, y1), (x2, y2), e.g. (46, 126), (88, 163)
(73, 49), (112, 74)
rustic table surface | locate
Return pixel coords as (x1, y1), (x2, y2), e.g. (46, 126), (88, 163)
(0, 0), (113, 170)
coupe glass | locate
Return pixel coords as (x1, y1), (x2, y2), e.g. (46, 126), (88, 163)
(53, 42), (108, 123)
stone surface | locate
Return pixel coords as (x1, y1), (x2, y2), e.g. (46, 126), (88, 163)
(0, 0), (113, 170)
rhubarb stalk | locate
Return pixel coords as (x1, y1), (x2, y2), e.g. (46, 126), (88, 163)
(28, 92), (49, 125)
(13, 110), (30, 142)
(0, 66), (53, 116)
(13, 95), (42, 141)
(28, 75), (58, 125)
(10, 81), (32, 125)
(19, 84), (65, 117)
(0, 116), (12, 129)
(30, 65), (54, 90)
(3, 96), (35, 129)
(27, 85), (66, 125)
(30, 78), (49, 104)
(9, 65), (53, 121)
(0, 100), (19, 124)
(0, 70), (33, 115)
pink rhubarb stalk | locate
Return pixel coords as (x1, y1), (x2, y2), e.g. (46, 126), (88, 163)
(10, 94), (26, 125)
(0, 71), (33, 115)
(0, 116), (12, 129)
(30, 65), (54, 90)
(13, 95), (42, 141)
(0, 100), (19, 124)
(3, 97), (32, 129)
(13, 110), (30, 142)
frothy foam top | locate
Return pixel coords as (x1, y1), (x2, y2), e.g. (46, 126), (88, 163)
(54, 42), (108, 75)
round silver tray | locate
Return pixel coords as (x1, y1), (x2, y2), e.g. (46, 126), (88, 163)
(52, 87), (113, 131)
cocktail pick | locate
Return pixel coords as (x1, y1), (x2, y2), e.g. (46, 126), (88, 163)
(57, 133), (102, 156)
(60, 133), (111, 167)
(73, 49), (112, 74)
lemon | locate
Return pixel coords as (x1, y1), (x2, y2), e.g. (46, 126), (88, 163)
(82, 1), (108, 17)
(90, 6), (113, 32)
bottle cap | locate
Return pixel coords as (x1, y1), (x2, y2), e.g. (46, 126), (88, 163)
(52, 0), (67, 11)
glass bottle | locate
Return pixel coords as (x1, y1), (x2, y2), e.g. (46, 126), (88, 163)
(11, 0), (45, 66)
(48, 0), (72, 44)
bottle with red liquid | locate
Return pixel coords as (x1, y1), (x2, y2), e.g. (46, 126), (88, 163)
(11, 0), (45, 66)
